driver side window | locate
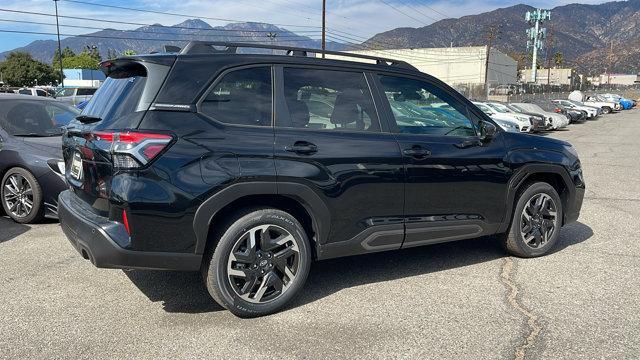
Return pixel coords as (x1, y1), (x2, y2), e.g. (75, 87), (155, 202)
(378, 75), (477, 137)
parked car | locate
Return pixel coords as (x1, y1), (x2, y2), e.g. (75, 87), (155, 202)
(0, 94), (79, 223)
(510, 102), (569, 129)
(54, 87), (98, 106)
(473, 101), (531, 132)
(58, 41), (585, 317)
(600, 93), (634, 109)
(486, 102), (546, 132)
(534, 100), (586, 124)
(582, 95), (619, 113)
(552, 100), (599, 119)
(17, 87), (51, 97)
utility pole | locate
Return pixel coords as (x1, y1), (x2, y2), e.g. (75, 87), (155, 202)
(53, 0), (64, 87)
(606, 41), (613, 87)
(321, 0), (326, 58)
(484, 24), (500, 99)
(525, 9), (551, 83)
(544, 25), (554, 86)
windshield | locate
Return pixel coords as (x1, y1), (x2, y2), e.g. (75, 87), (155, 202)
(505, 104), (522, 113)
(487, 103), (509, 113)
(568, 100), (584, 106)
(0, 99), (80, 136)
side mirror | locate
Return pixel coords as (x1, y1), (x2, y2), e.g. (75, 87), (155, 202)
(480, 120), (497, 140)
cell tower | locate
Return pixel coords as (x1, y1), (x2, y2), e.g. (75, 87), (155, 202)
(525, 9), (551, 83)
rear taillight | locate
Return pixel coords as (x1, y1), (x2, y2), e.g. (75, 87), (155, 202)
(554, 108), (562, 113)
(92, 131), (173, 169)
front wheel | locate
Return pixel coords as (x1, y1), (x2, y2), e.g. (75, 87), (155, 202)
(602, 106), (612, 114)
(1, 167), (44, 224)
(503, 182), (563, 258)
(203, 208), (311, 317)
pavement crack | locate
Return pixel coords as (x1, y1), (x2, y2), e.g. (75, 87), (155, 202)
(500, 257), (542, 360)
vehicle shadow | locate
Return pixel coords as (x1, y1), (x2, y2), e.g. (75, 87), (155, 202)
(0, 216), (30, 243)
(124, 222), (592, 314)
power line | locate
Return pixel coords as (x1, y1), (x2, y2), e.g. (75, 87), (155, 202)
(414, 0), (449, 19)
(0, 8), (321, 34)
(374, 0), (429, 26)
(59, 0), (322, 29)
(0, 18), (319, 40)
(0, 28), (317, 44)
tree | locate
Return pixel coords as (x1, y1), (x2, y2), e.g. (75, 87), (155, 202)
(52, 47), (76, 69)
(0, 52), (58, 87)
(122, 50), (137, 56)
(553, 52), (564, 67)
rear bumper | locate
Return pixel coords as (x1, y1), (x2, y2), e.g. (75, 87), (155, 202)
(58, 190), (202, 271)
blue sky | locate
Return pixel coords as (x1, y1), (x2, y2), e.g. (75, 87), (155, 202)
(0, 0), (606, 53)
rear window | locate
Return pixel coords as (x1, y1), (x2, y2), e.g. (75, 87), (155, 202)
(81, 76), (147, 125)
(0, 100), (80, 136)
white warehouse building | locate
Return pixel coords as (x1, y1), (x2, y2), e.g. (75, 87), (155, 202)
(324, 46), (518, 87)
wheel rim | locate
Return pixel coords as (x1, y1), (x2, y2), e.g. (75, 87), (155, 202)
(3, 174), (34, 218)
(226, 224), (300, 304)
(520, 193), (557, 249)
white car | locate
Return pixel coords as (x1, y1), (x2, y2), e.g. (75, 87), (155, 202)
(473, 102), (528, 133)
(552, 100), (599, 119)
(510, 103), (569, 130)
(583, 95), (619, 113)
(17, 88), (51, 97)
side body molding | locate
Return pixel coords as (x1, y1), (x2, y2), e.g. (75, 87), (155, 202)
(193, 182), (331, 254)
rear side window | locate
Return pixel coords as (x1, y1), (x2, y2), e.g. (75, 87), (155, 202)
(201, 67), (272, 127)
(18, 89), (31, 95)
(278, 68), (379, 132)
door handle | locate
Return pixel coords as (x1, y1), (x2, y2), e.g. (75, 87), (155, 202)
(402, 146), (431, 158)
(284, 141), (318, 155)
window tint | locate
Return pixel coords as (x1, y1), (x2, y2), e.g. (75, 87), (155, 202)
(36, 89), (47, 97)
(279, 68), (379, 132)
(77, 88), (97, 96)
(379, 75), (476, 137)
(201, 67), (272, 127)
(81, 76), (147, 124)
(18, 89), (31, 95)
(0, 100), (79, 136)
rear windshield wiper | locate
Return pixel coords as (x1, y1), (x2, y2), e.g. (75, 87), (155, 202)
(76, 115), (102, 124)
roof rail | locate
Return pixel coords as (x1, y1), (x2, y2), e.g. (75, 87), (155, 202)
(177, 41), (418, 71)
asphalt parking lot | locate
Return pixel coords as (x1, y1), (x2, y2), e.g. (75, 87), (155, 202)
(1, 109), (639, 359)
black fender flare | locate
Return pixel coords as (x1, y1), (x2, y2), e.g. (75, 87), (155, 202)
(193, 181), (331, 254)
(498, 163), (575, 233)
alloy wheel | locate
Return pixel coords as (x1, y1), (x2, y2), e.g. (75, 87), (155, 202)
(226, 224), (300, 304)
(520, 193), (558, 249)
(3, 174), (34, 218)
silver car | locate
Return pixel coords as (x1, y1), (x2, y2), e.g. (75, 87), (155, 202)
(54, 87), (98, 106)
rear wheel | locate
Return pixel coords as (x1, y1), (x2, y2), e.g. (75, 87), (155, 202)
(602, 106), (612, 114)
(203, 208), (311, 317)
(1, 168), (44, 224)
(504, 182), (563, 258)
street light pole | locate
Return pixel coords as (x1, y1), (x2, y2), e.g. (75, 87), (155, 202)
(53, 0), (64, 87)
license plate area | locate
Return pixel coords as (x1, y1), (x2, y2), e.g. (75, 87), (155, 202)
(70, 152), (83, 181)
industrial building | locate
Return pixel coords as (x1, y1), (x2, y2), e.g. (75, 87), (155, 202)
(62, 69), (105, 88)
(520, 68), (574, 85)
(323, 46), (518, 87)
(596, 73), (640, 86)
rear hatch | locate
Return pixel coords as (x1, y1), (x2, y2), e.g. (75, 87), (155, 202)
(63, 57), (174, 216)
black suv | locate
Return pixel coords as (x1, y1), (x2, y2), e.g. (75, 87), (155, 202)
(58, 42), (585, 317)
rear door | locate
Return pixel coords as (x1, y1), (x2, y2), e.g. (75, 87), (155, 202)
(373, 73), (510, 247)
(273, 66), (405, 257)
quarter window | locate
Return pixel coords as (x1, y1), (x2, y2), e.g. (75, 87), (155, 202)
(379, 75), (477, 137)
(201, 67), (272, 127)
(279, 68), (380, 132)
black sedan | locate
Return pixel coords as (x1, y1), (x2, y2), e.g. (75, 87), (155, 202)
(0, 94), (79, 223)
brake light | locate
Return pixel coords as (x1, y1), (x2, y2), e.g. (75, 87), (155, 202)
(92, 131), (173, 169)
(554, 108), (562, 113)
(122, 209), (131, 235)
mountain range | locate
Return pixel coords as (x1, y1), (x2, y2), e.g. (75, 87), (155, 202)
(2, 1), (640, 75)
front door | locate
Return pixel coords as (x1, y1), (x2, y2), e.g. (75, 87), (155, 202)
(374, 74), (510, 248)
(273, 66), (405, 258)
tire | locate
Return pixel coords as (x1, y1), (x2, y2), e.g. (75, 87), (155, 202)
(503, 182), (563, 258)
(203, 207), (311, 317)
(602, 106), (612, 114)
(1, 167), (44, 224)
